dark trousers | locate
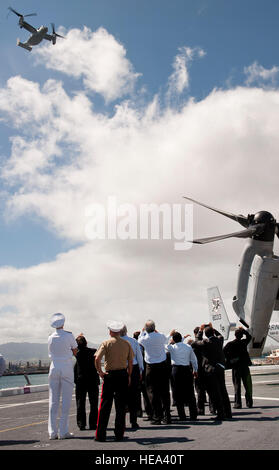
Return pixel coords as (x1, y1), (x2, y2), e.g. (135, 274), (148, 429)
(194, 368), (207, 413)
(96, 369), (128, 440)
(232, 365), (253, 407)
(141, 378), (153, 418)
(75, 380), (99, 429)
(172, 365), (197, 419)
(145, 361), (171, 422)
(205, 365), (232, 419)
(127, 364), (140, 425)
(170, 374), (177, 405)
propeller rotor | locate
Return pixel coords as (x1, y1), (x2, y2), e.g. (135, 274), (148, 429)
(183, 196), (278, 244)
(183, 196), (250, 228)
(191, 225), (264, 245)
(51, 23), (65, 39)
(8, 6), (37, 20)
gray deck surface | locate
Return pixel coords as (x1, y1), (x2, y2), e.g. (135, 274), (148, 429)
(0, 365), (278, 460)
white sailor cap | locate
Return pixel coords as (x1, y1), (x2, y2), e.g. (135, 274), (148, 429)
(106, 320), (124, 332)
(50, 313), (65, 328)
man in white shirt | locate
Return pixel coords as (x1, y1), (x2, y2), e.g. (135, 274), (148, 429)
(167, 330), (198, 421)
(120, 325), (144, 429)
(48, 313), (78, 440)
(138, 320), (171, 425)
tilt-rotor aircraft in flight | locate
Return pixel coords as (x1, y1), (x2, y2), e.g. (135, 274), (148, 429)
(184, 196), (279, 357)
(8, 6), (65, 51)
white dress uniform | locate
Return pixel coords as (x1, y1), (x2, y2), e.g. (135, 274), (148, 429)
(48, 313), (77, 439)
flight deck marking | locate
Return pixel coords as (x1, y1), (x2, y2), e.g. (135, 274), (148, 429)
(0, 413), (76, 433)
(226, 379), (279, 386)
(228, 394), (279, 401)
(0, 398), (49, 409)
(0, 420), (48, 432)
(0, 396), (75, 410)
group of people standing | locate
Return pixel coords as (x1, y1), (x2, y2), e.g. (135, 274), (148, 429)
(47, 313), (253, 442)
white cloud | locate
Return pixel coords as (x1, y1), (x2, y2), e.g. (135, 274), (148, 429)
(0, 30), (279, 344)
(244, 61), (279, 86)
(167, 46), (206, 96)
(33, 26), (141, 103)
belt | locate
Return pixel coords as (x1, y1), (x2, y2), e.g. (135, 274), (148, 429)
(106, 369), (127, 374)
(172, 364), (191, 368)
(146, 360), (167, 367)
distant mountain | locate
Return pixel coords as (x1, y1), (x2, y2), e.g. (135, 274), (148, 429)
(0, 343), (49, 362)
(0, 341), (100, 362)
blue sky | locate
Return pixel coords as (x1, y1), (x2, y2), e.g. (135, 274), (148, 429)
(2, 1), (279, 102)
(1, 0), (279, 268)
(1, 0), (279, 343)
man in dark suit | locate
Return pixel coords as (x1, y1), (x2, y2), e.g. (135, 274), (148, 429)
(191, 327), (207, 415)
(223, 327), (253, 409)
(194, 323), (232, 421)
(74, 334), (100, 430)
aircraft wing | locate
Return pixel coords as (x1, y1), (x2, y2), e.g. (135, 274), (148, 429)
(21, 21), (37, 34)
(43, 34), (53, 42)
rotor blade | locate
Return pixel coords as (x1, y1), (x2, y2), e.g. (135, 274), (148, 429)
(8, 7), (22, 17)
(51, 23), (65, 38)
(183, 196), (250, 228)
(8, 7), (37, 18)
(191, 226), (261, 245)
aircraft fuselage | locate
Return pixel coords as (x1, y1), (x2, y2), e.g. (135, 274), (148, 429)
(232, 238), (279, 356)
(26, 26), (48, 46)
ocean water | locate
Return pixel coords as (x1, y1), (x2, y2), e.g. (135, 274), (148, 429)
(0, 373), (48, 390)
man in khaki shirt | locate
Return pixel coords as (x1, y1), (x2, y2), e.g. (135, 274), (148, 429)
(94, 320), (134, 442)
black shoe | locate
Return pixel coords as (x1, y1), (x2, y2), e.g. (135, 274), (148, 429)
(150, 419), (161, 425)
(213, 415), (224, 421)
(233, 404), (242, 409)
(94, 436), (106, 442)
(197, 409), (205, 415)
(114, 435), (126, 441)
(189, 416), (198, 421)
(131, 423), (139, 430)
(79, 426), (86, 430)
(178, 416), (187, 421)
(89, 425), (97, 430)
(143, 416), (152, 421)
(162, 417), (172, 425)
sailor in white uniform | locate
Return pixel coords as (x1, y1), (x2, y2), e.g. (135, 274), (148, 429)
(48, 313), (78, 440)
